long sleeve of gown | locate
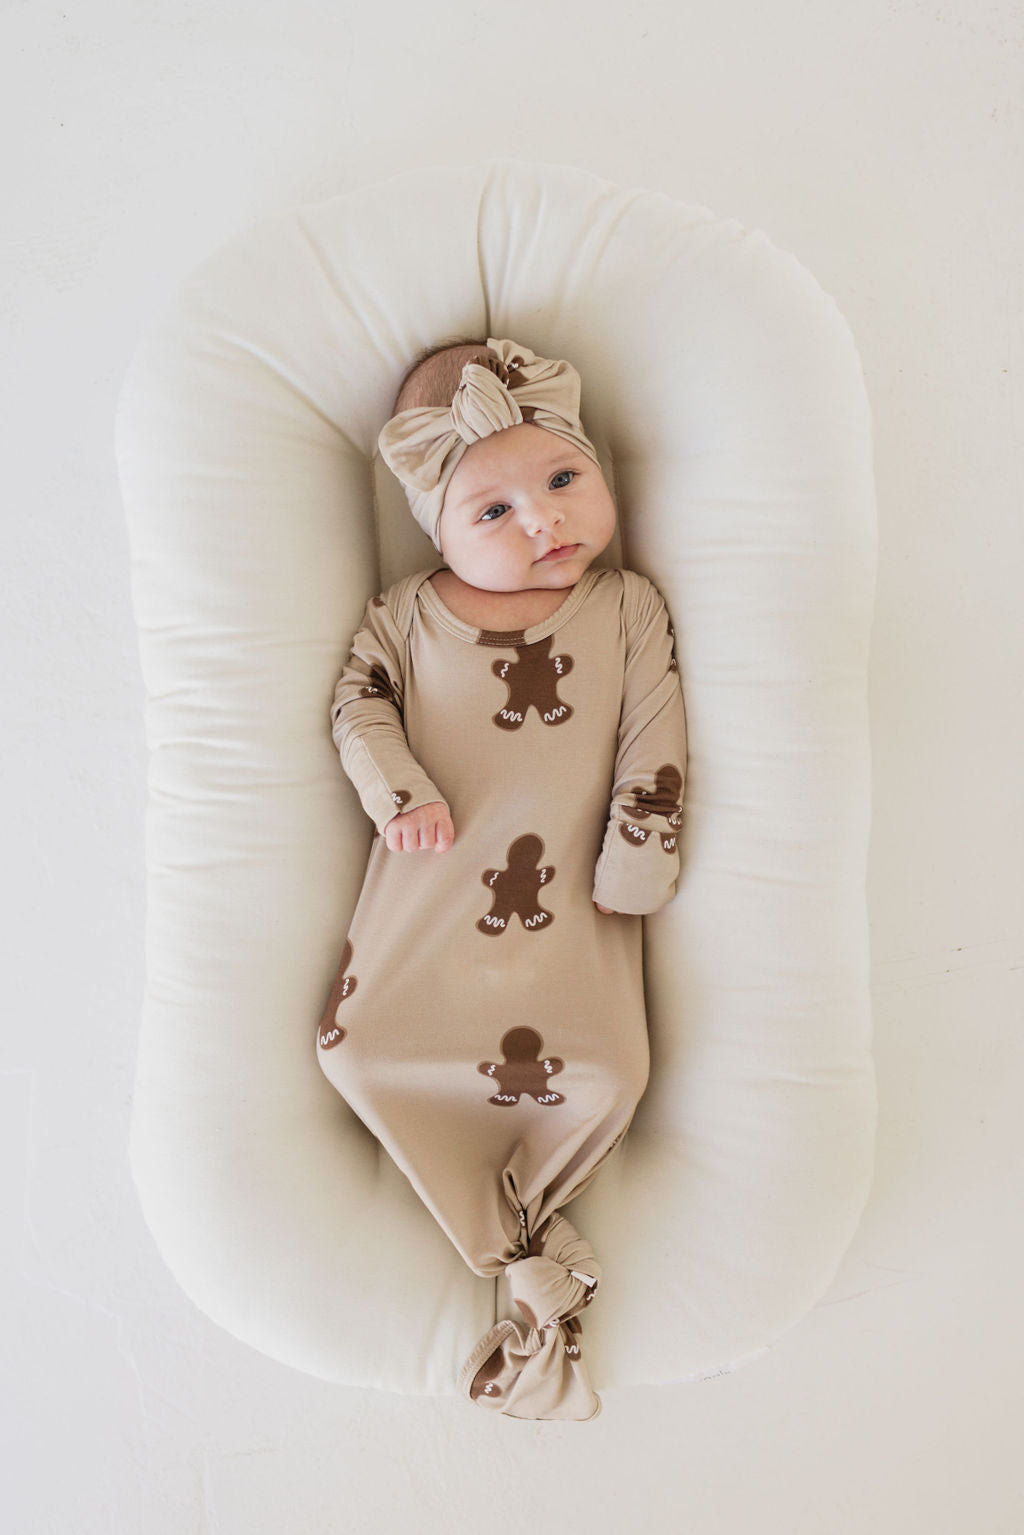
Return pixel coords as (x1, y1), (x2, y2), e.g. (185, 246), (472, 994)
(592, 574), (687, 915)
(330, 594), (448, 833)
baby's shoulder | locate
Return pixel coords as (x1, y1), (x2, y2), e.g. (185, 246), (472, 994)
(591, 566), (666, 623)
(368, 568), (438, 635)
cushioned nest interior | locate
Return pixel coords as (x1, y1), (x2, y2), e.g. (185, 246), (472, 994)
(116, 159), (876, 1393)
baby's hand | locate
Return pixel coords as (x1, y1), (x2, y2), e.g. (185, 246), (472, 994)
(384, 800), (454, 853)
(595, 902), (616, 915)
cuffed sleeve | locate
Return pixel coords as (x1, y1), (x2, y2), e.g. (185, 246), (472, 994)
(330, 595), (447, 834)
(592, 576), (686, 915)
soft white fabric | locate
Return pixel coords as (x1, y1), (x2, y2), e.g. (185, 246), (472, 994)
(116, 159), (876, 1393)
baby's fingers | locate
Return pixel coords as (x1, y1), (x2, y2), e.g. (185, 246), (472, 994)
(414, 817), (441, 850)
(384, 812), (421, 851)
(383, 801), (453, 853)
(383, 820), (404, 852)
(406, 820), (429, 851)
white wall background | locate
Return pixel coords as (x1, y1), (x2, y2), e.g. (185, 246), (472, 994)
(3, 1), (1021, 1531)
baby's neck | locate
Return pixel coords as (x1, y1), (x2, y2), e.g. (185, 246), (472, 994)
(430, 570), (576, 631)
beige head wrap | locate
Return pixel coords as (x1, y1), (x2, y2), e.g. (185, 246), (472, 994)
(378, 337), (600, 550)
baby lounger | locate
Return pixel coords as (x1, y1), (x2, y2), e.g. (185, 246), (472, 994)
(116, 159), (876, 1395)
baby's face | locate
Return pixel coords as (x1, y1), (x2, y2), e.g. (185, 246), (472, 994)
(438, 424), (616, 594)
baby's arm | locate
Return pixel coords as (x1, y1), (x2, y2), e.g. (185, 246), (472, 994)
(592, 574), (687, 915)
(331, 594), (453, 851)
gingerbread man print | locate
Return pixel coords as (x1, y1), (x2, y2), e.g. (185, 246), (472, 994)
(478, 1027), (566, 1106)
(317, 939), (358, 1050)
(488, 634), (575, 730)
(357, 664), (399, 707)
(468, 1348), (506, 1402)
(618, 764), (684, 852)
(477, 834), (555, 935)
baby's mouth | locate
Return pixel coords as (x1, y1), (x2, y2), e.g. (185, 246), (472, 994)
(537, 543), (580, 563)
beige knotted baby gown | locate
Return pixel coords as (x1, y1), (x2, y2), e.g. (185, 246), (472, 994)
(317, 566), (686, 1420)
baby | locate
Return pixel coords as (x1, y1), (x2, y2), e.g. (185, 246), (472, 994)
(317, 337), (687, 1420)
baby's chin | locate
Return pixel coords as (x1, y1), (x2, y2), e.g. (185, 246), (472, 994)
(442, 543), (605, 594)
(530, 565), (589, 589)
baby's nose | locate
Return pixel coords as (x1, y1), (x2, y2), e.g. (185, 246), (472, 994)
(522, 498), (564, 536)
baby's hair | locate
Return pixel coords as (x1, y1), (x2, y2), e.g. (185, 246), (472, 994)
(393, 337), (496, 415)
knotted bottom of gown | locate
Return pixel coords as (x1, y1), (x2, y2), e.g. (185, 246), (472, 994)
(458, 1210), (603, 1421)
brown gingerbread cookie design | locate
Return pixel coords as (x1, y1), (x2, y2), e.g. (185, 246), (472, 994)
(371, 789), (411, 843)
(618, 764), (684, 853)
(317, 938), (357, 1050)
(488, 634), (575, 730)
(477, 834), (555, 935)
(357, 664), (399, 707)
(468, 1347), (506, 1402)
(562, 1315), (585, 1356)
(478, 1027), (566, 1106)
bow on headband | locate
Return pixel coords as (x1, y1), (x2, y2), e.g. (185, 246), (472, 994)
(378, 337), (600, 549)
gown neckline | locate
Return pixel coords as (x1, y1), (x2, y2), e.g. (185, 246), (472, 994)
(416, 567), (605, 647)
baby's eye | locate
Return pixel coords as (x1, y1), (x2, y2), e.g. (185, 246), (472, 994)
(549, 470), (575, 489)
(479, 503), (509, 523)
